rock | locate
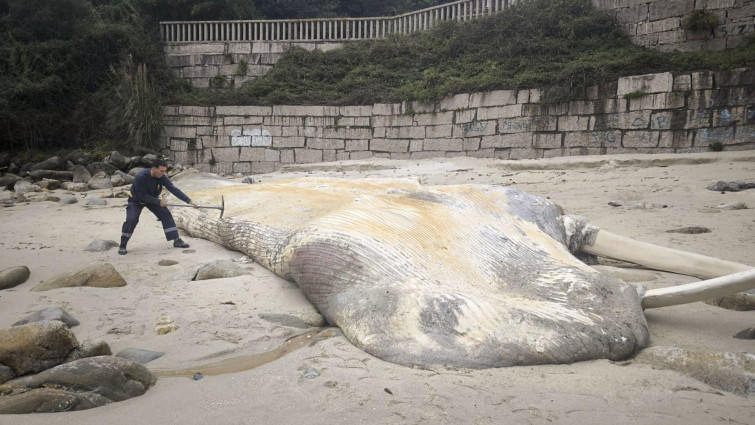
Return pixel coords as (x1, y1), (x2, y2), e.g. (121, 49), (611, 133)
(67, 150), (94, 166)
(42, 195), (60, 202)
(0, 322), (79, 376)
(141, 154), (158, 167)
(114, 170), (134, 184)
(107, 151), (129, 170)
(0, 174), (20, 190)
(193, 372), (203, 380)
(715, 202), (748, 210)
(158, 260), (179, 266)
(32, 262), (127, 291)
(66, 339), (112, 362)
(0, 365), (14, 384)
(85, 194), (107, 206)
(110, 174), (125, 187)
(666, 226), (711, 234)
(193, 259), (251, 281)
(301, 367), (320, 379)
(28, 170), (72, 182)
(734, 328), (755, 339)
(706, 293), (755, 311)
(36, 179), (60, 190)
(155, 316), (178, 335)
(58, 194), (78, 204)
(0, 387), (105, 413)
(0, 356), (156, 413)
(86, 162), (118, 176)
(0, 266), (30, 290)
(84, 239), (119, 252)
(72, 164), (92, 183)
(635, 346), (755, 395)
(87, 176), (113, 190)
(13, 306), (80, 328)
(13, 180), (41, 194)
(114, 348), (165, 364)
(128, 167), (145, 176)
(707, 181), (755, 192)
(29, 156), (65, 171)
(62, 182), (89, 192)
(259, 312), (326, 328)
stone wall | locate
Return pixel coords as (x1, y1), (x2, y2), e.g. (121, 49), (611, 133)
(164, 41), (343, 88)
(597, 0), (755, 52)
(163, 68), (755, 174)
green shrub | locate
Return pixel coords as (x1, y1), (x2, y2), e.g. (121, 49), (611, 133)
(623, 90), (650, 99)
(708, 141), (724, 152)
(235, 57), (249, 76)
(108, 60), (164, 152)
(682, 10), (719, 33)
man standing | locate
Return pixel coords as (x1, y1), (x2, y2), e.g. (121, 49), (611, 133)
(119, 159), (197, 255)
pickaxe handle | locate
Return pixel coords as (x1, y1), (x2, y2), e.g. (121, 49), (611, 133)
(166, 195), (225, 218)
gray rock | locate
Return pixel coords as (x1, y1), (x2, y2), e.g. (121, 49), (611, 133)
(29, 156), (66, 171)
(115, 348), (165, 364)
(158, 259), (179, 266)
(108, 151), (129, 170)
(66, 339), (112, 362)
(42, 195), (60, 202)
(706, 293), (755, 311)
(0, 387), (105, 414)
(28, 170), (72, 182)
(87, 176), (113, 190)
(85, 194), (108, 206)
(0, 321), (79, 376)
(707, 181), (755, 192)
(36, 179), (60, 190)
(141, 154), (158, 167)
(67, 150), (94, 166)
(734, 328), (755, 339)
(194, 259), (251, 281)
(13, 306), (80, 328)
(72, 164), (92, 183)
(87, 162), (118, 176)
(128, 167), (145, 176)
(114, 170), (134, 184)
(0, 174), (21, 190)
(241, 176), (256, 184)
(63, 182), (89, 192)
(32, 262), (127, 291)
(84, 239), (119, 252)
(58, 194), (79, 204)
(13, 180), (41, 194)
(301, 367), (320, 379)
(110, 174), (125, 187)
(0, 364), (14, 384)
(0, 266), (30, 290)
(1, 356), (156, 413)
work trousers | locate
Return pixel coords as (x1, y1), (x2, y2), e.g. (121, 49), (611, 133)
(121, 199), (179, 247)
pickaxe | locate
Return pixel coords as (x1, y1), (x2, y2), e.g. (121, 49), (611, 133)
(167, 195), (224, 218)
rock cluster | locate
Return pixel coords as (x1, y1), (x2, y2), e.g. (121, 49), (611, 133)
(0, 308), (156, 413)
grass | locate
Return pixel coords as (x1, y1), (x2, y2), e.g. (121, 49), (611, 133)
(169, 0), (755, 107)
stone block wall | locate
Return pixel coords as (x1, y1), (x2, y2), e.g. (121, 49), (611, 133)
(163, 68), (755, 174)
(164, 41), (344, 88)
(594, 0), (754, 51)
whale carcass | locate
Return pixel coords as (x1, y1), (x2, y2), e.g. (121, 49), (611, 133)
(167, 172), (752, 369)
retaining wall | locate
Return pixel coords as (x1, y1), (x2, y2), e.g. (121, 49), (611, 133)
(163, 68), (755, 174)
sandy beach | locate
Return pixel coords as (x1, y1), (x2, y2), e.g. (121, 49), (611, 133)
(1, 151), (754, 424)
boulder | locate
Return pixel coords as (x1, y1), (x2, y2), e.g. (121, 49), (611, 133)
(84, 239), (119, 252)
(128, 166), (145, 176)
(32, 263), (127, 291)
(140, 154), (158, 167)
(706, 293), (755, 311)
(72, 164), (92, 183)
(0, 365), (13, 384)
(115, 348), (165, 364)
(29, 156), (65, 171)
(0, 174), (20, 190)
(28, 170), (72, 182)
(114, 170), (135, 184)
(13, 306), (80, 328)
(194, 259), (251, 281)
(62, 182), (89, 192)
(36, 179), (61, 190)
(110, 174), (125, 187)
(0, 322), (79, 376)
(13, 180), (41, 194)
(85, 194), (108, 206)
(58, 195), (78, 204)
(67, 150), (95, 166)
(0, 356), (156, 413)
(87, 162), (118, 176)
(0, 266), (30, 290)
(108, 151), (129, 171)
(66, 339), (112, 362)
(87, 177), (113, 190)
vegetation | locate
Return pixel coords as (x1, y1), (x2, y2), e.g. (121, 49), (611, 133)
(682, 10), (719, 33)
(623, 90), (650, 99)
(172, 0), (755, 107)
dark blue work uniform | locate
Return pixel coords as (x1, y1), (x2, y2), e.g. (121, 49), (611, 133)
(120, 168), (192, 247)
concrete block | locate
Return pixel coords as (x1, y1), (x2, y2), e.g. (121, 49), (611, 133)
(273, 105), (339, 116)
(510, 148), (542, 160)
(413, 111), (454, 126)
(307, 138), (345, 150)
(695, 126), (735, 145)
(522, 103), (569, 116)
(336, 151), (350, 161)
(349, 151), (374, 160)
(345, 140), (369, 151)
(170, 139), (190, 152)
(469, 90), (517, 108)
(557, 116), (592, 132)
(685, 109), (713, 128)
(410, 151), (444, 160)
(476, 105), (523, 120)
(165, 126), (197, 138)
(673, 74), (692, 91)
(649, 111), (673, 130)
(499, 116), (558, 133)
(426, 125), (454, 138)
(305, 117), (336, 127)
(264, 149), (280, 162)
(595, 111), (652, 130)
(466, 148), (495, 159)
(455, 109), (477, 124)
(691, 72), (714, 90)
(372, 115), (415, 127)
(439, 93), (470, 111)
(627, 93), (668, 111)
(516, 90), (530, 104)
(371, 139), (409, 152)
(542, 148), (568, 158)
(216, 106), (272, 116)
(649, 0), (694, 21)
(714, 68), (755, 87)
(178, 106), (215, 116)
(565, 131), (617, 147)
(224, 116), (264, 126)
(273, 136), (305, 148)
(569, 100), (595, 115)
(281, 126), (299, 137)
(712, 107), (745, 127)
(264, 116), (304, 126)
(385, 127), (425, 139)
(212, 147), (240, 163)
(372, 103), (403, 115)
(481, 133), (532, 149)
(532, 133), (563, 149)
(340, 105), (373, 116)
(462, 138), (481, 151)
(251, 161), (277, 174)
(423, 138), (463, 151)
(408, 100), (437, 114)
(409, 140), (423, 152)
(323, 149), (337, 162)
(280, 149), (295, 163)
(228, 43), (252, 54)
(391, 152), (412, 160)
(294, 149), (323, 164)
(622, 131), (660, 147)
(617, 72), (673, 96)
(233, 162), (252, 174)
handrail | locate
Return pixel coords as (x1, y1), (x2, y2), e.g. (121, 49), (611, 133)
(160, 0), (517, 42)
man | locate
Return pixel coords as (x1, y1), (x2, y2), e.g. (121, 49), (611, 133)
(119, 159), (197, 255)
